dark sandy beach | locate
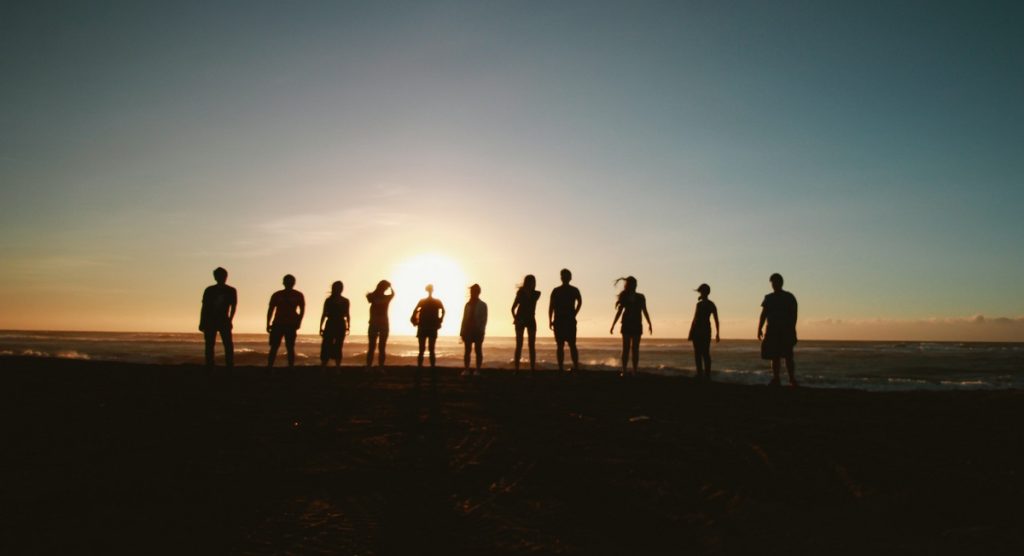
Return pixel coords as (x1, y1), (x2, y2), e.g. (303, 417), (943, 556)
(2, 356), (1022, 555)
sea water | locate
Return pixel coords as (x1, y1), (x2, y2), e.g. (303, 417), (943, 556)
(2, 331), (1022, 391)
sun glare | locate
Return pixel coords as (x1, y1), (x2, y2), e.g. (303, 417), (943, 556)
(390, 253), (470, 335)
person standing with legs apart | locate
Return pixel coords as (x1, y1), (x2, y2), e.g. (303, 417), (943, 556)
(200, 267), (237, 369)
(549, 268), (583, 373)
(411, 284), (445, 378)
(758, 273), (798, 387)
(687, 283), (719, 381)
(319, 281), (350, 368)
(267, 274), (305, 369)
(365, 280), (394, 368)
(460, 284), (488, 376)
(609, 276), (652, 377)
(512, 275), (541, 373)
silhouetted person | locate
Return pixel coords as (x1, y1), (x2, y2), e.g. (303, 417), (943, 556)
(687, 283), (720, 381)
(460, 284), (488, 376)
(199, 267), (237, 368)
(549, 268), (582, 373)
(267, 274), (305, 368)
(319, 281), (350, 367)
(609, 276), (652, 377)
(365, 280), (394, 367)
(411, 284), (445, 371)
(758, 273), (798, 387)
(511, 275), (541, 373)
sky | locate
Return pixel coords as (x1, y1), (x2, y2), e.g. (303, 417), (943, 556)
(1, 0), (1022, 340)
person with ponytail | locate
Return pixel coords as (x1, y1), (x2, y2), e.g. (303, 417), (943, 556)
(609, 276), (652, 376)
(511, 274), (541, 372)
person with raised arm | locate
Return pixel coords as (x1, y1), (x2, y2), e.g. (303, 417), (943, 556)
(267, 274), (305, 368)
(460, 284), (488, 376)
(199, 267), (237, 369)
(609, 276), (652, 377)
(319, 281), (350, 368)
(687, 283), (720, 381)
(511, 274), (541, 373)
(365, 280), (394, 368)
(758, 273), (799, 387)
(548, 268), (582, 373)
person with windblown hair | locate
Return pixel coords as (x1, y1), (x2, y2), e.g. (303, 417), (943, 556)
(319, 280), (350, 367)
(460, 284), (488, 376)
(511, 274), (541, 373)
(687, 283), (719, 381)
(609, 276), (652, 377)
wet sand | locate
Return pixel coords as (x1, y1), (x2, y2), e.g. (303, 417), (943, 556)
(2, 356), (1022, 555)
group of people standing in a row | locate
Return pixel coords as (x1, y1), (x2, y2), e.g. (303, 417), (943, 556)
(200, 268), (799, 386)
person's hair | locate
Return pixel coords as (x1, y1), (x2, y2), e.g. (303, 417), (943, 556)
(769, 273), (784, 286)
(469, 283), (481, 297)
(560, 268), (572, 283)
(330, 281), (343, 296)
(212, 267), (227, 282)
(283, 274), (296, 287)
(517, 274), (536, 294)
(614, 276), (638, 308)
(367, 279), (391, 301)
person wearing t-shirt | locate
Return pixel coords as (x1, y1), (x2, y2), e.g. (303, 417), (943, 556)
(459, 283), (488, 375)
(199, 267), (237, 368)
(411, 284), (445, 369)
(548, 268), (582, 373)
(266, 274), (305, 368)
(758, 273), (798, 387)
(687, 283), (720, 381)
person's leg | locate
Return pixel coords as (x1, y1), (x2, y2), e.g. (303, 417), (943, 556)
(268, 328), (282, 367)
(463, 340), (471, 370)
(222, 328), (234, 368)
(569, 336), (580, 371)
(474, 339), (483, 370)
(285, 328), (297, 367)
(204, 330), (217, 367)
(692, 342), (703, 378)
(527, 323), (537, 371)
(555, 337), (565, 372)
(367, 328), (378, 367)
(620, 335), (629, 375)
(514, 324), (524, 371)
(703, 348), (712, 380)
(417, 335), (426, 367)
(785, 355), (797, 386)
(378, 329), (389, 366)
(428, 335), (437, 367)
(631, 335), (640, 374)
(770, 358), (781, 385)
(337, 336), (344, 367)
(320, 333), (331, 366)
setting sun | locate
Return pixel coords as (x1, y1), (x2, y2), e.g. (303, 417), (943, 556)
(389, 253), (469, 335)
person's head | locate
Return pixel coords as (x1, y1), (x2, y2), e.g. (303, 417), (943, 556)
(425, 283), (434, 296)
(283, 274), (296, 289)
(212, 267), (228, 284)
(615, 276), (638, 307)
(469, 283), (481, 300)
(560, 268), (572, 284)
(769, 273), (784, 292)
(330, 281), (343, 297)
(371, 279), (391, 295)
(519, 274), (536, 292)
(696, 283), (711, 298)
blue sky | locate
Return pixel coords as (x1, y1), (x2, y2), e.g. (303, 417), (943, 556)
(2, 1), (1022, 339)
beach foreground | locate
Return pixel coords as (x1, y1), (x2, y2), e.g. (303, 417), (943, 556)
(2, 357), (1022, 555)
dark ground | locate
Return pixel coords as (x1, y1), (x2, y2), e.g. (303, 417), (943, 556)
(1, 356), (1022, 555)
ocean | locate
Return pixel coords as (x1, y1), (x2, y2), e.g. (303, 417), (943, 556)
(2, 330), (1022, 391)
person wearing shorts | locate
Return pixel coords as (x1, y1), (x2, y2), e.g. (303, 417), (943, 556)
(758, 273), (798, 387)
(548, 268), (582, 372)
(267, 274), (305, 368)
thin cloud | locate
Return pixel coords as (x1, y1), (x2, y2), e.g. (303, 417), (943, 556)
(231, 206), (408, 257)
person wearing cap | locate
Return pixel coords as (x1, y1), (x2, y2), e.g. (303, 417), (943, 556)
(460, 284), (488, 376)
(687, 283), (719, 381)
(758, 273), (798, 386)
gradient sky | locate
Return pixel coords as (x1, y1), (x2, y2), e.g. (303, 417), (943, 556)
(2, 1), (1022, 340)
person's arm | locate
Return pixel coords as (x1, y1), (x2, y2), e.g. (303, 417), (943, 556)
(228, 290), (237, 323)
(319, 300), (328, 336)
(758, 307), (767, 340)
(713, 304), (720, 343)
(511, 296), (520, 323)
(266, 297), (275, 333)
(548, 292), (555, 330)
(344, 300), (351, 336)
(687, 305), (698, 341)
(297, 294), (305, 329)
(574, 289), (582, 317)
(481, 302), (488, 329)
(410, 301), (421, 324)
(642, 297), (652, 335)
(199, 290), (207, 332)
(439, 301), (446, 326)
(610, 306), (623, 334)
